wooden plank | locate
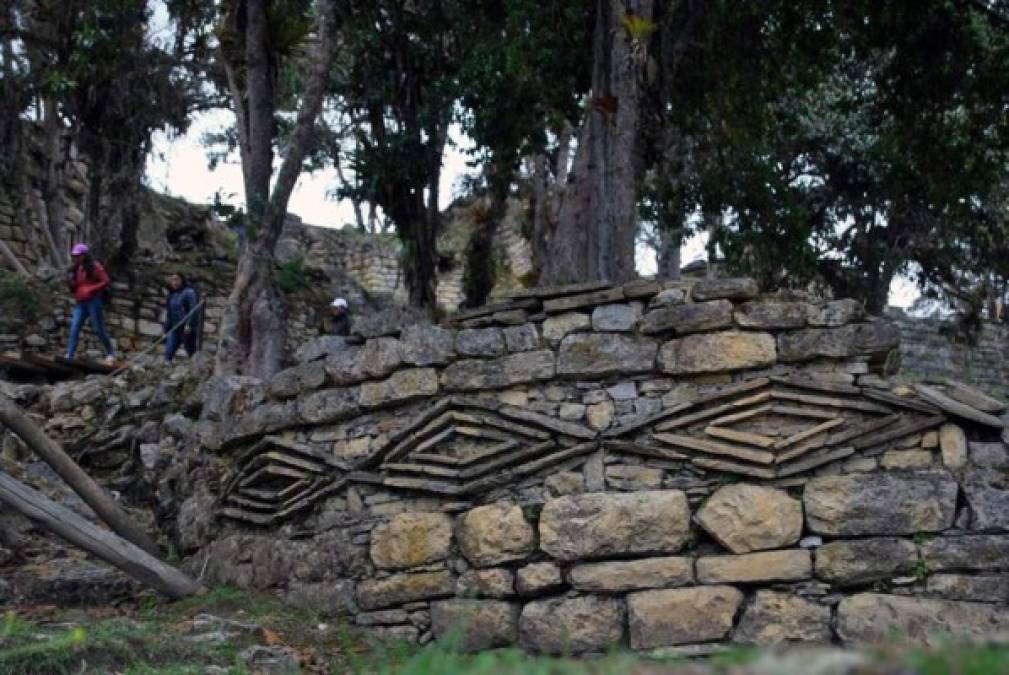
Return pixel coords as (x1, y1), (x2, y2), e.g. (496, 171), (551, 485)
(704, 426), (777, 448)
(0, 470), (202, 598)
(773, 418), (845, 449)
(913, 384), (1005, 428)
(770, 390), (889, 414)
(653, 433), (775, 465)
(690, 457), (776, 480)
(776, 446), (855, 478)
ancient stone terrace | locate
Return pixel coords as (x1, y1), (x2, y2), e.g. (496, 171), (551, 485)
(190, 278), (1009, 653)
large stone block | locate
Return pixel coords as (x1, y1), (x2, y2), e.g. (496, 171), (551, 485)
(695, 484), (802, 554)
(269, 361), (327, 399)
(691, 278), (759, 301)
(806, 299), (864, 327)
(515, 562), (563, 596)
(326, 338), (402, 385)
(455, 327), (505, 357)
(430, 600), (519, 651)
(659, 331), (776, 375)
(591, 303), (642, 332)
(356, 571), (456, 611)
(639, 300), (733, 335)
(359, 368), (439, 408)
(804, 472), (957, 536)
(556, 333), (658, 377)
(519, 595), (624, 654)
(734, 301), (809, 329)
(569, 557), (693, 593)
(627, 586), (743, 649)
(455, 568), (515, 599)
(457, 503), (537, 567)
(926, 574), (1009, 603)
(837, 593), (1009, 646)
(398, 324), (455, 366)
(962, 468), (1009, 531)
(441, 351), (555, 391)
(734, 591), (832, 645)
(939, 423), (967, 470)
(814, 537), (918, 586)
(921, 534), (1009, 572)
(777, 322), (899, 363)
(542, 312), (591, 345)
(297, 387), (360, 425)
(370, 512), (454, 570)
(696, 550), (811, 584)
(539, 491), (690, 561)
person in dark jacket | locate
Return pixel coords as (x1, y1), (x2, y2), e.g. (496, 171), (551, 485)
(326, 297), (352, 336)
(65, 243), (116, 364)
(164, 272), (201, 362)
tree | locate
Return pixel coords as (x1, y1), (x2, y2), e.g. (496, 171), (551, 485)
(212, 0), (337, 376)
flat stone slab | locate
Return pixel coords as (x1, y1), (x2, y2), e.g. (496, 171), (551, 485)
(804, 472), (958, 536)
(355, 571), (455, 611)
(370, 512), (453, 570)
(568, 557), (694, 593)
(734, 591), (832, 645)
(814, 537), (918, 586)
(519, 595), (624, 654)
(556, 333), (658, 377)
(539, 491), (690, 561)
(430, 599), (519, 651)
(837, 592), (1009, 646)
(696, 549), (811, 584)
(627, 586), (743, 649)
(659, 331), (777, 375)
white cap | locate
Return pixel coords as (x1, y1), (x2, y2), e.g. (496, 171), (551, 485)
(331, 297), (348, 308)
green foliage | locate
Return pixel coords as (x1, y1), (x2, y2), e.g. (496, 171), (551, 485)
(620, 13), (658, 42)
(0, 270), (40, 333)
(912, 558), (930, 581)
(275, 257), (311, 294)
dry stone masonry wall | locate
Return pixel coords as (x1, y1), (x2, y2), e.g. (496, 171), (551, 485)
(184, 277), (1009, 653)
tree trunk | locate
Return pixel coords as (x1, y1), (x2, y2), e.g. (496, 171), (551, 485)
(705, 210), (719, 278)
(544, 0), (653, 285)
(216, 0), (336, 376)
(0, 470), (203, 599)
(656, 224), (681, 280)
(0, 396), (162, 557)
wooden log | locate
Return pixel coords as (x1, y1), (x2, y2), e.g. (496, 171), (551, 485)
(0, 396), (162, 557)
(0, 470), (202, 599)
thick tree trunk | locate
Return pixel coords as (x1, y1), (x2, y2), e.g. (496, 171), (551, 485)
(544, 0), (653, 285)
(216, 0), (336, 376)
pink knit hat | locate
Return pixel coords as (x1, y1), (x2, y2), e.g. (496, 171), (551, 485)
(71, 243), (89, 256)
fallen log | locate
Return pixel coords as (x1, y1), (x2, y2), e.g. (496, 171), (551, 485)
(0, 396), (161, 556)
(0, 469), (203, 599)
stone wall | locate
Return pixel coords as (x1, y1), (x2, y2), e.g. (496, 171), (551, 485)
(159, 278), (1009, 653)
(889, 307), (1009, 397)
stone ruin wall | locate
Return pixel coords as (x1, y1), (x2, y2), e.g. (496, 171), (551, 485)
(167, 277), (1009, 654)
(887, 307), (1009, 398)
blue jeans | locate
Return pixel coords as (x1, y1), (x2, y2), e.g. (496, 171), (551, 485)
(67, 297), (114, 359)
(165, 327), (197, 362)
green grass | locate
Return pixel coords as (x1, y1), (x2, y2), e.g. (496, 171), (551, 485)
(5, 589), (1009, 674)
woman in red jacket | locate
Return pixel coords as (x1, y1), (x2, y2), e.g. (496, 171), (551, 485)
(65, 243), (116, 364)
